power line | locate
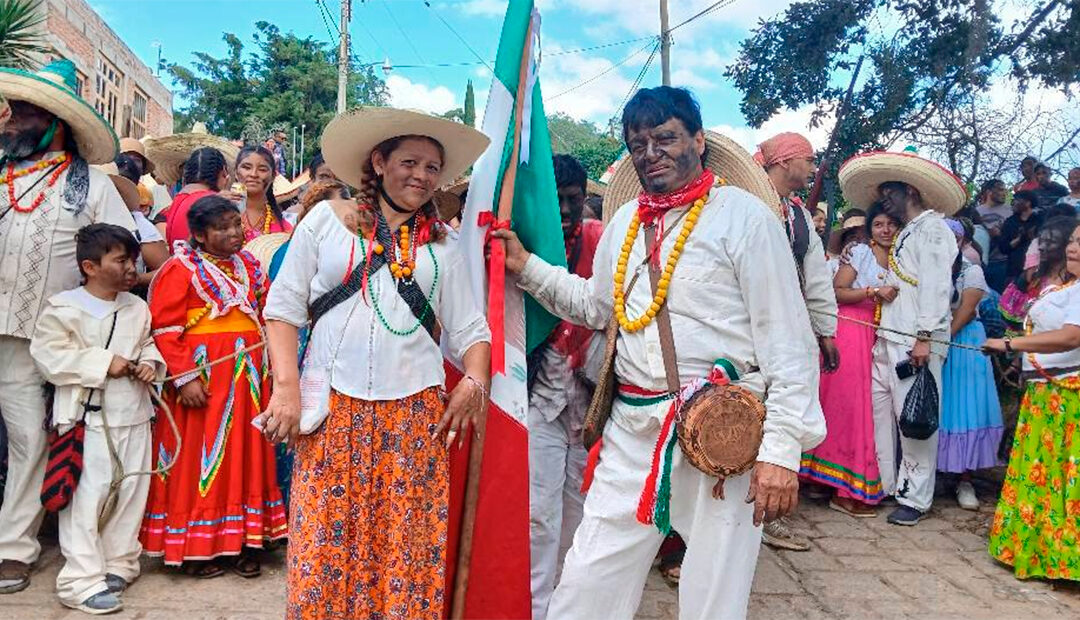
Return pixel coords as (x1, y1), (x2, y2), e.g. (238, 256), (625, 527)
(614, 41), (661, 118)
(669, 0), (739, 33)
(547, 39), (659, 101)
(380, 0), (438, 82)
(423, 0), (494, 74)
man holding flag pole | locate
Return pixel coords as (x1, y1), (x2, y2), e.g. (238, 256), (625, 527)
(493, 86), (825, 619)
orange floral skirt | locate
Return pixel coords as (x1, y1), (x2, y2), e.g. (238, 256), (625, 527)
(287, 387), (448, 619)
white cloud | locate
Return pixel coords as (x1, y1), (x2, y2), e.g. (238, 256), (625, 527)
(711, 103), (834, 153)
(385, 75), (459, 115)
(539, 41), (640, 123)
(555, 0), (794, 36)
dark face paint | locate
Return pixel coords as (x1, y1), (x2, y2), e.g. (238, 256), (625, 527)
(0, 101), (54, 159)
(557, 184), (585, 235)
(625, 118), (704, 195)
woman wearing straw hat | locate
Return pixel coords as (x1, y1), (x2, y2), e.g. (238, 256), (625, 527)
(0, 58), (138, 597)
(261, 107), (491, 619)
(496, 86), (822, 620)
(838, 148), (966, 526)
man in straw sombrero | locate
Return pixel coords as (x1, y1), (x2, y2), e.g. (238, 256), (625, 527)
(0, 58), (137, 599)
(753, 132), (839, 551)
(496, 86), (823, 619)
(839, 147), (965, 526)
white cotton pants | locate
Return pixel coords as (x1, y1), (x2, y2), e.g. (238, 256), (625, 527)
(547, 399), (762, 620)
(871, 339), (943, 512)
(57, 422), (150, 606)
(528, 407), (587, 620)
(0, 336), (48, 565)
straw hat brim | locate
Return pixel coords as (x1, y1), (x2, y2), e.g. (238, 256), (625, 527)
(586, 178), (607, 197)
(321, 107), (490, 191)
(243, 232), (290, 271)
(92, 163), (140, 212)
(273, 170), (309, 201)
(144, 133), (241, 187)
(0, 69), (118, 164)
(444, 178), (470, 197)
(120, 137), (155, 174)
(603, 131), (781, 223)
(838, 151), (967, 216)
(826, 216), (867, 255)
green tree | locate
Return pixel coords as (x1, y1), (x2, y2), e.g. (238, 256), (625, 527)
(463, 80), (476, 127)
(726, 0), (1078, 184)
(547, 112), (622, 180)
(0, 0), (48, 70)
(168, 21), (388, 169)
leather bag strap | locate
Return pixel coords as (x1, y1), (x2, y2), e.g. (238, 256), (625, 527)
(644, 225), (680, 394)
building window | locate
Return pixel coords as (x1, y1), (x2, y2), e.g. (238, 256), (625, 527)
(94, 56), (124, 131)
(74, 72), (86, 98)
(129, 90), (147, 139)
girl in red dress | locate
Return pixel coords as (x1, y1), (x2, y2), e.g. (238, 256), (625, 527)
(142, 194), (286, 578)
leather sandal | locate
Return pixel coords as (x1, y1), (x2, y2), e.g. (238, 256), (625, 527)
(0, 560), (31, 594)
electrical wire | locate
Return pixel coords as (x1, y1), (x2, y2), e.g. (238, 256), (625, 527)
(669, 0), (740, 34)
(547, 38), (659, 101)
(423, 0), (494, 73)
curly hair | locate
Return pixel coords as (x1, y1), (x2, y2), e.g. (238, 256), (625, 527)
(357, 135), (447, 243)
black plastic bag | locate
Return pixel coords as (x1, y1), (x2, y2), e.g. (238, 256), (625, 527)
(900, 366), (939, 440)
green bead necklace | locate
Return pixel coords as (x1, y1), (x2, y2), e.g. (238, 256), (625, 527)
(360, 235), (440, 337)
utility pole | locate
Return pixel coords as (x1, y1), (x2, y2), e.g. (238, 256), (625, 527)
(659, 0), (671, 86)
(337, 0), (352, 114)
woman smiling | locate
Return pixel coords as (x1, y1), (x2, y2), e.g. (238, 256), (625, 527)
(234, 145), (291, 242)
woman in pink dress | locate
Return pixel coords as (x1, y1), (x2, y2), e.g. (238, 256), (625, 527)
(234, 145), (292, 242)
(800, 202), (901, 517)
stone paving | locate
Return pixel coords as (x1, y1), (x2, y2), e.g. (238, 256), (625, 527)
(5, 488), (1080, 619)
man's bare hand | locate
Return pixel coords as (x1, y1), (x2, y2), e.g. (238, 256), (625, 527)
(489, 229), (531, 274)
(745, 462), (799, 526)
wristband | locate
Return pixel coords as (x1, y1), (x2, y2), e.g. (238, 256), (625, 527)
(916, 330), (932, 341)
(462, 375), (488, 400)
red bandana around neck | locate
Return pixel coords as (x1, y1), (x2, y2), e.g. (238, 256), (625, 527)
(636, 168), (715, 227)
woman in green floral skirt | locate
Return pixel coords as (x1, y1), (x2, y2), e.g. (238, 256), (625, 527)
(983, 216), (1080, 580)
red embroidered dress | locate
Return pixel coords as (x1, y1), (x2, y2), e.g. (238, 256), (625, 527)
(141, 243), (287, 564)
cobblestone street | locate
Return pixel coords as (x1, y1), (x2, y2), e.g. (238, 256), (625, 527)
(6, 485), (1080, 619)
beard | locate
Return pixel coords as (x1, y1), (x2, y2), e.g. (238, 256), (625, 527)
(0, 126), (48, 160)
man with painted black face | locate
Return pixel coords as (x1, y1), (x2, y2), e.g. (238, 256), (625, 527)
(494, 86), (822, 619)
(837, 150), (964, 527)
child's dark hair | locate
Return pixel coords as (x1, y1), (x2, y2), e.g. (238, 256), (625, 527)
(114, 153), (142, 185)
(308, 151), (325, 174)
(187, 194), (239, 249)
(183, 147), (228, 191)
(236, 145), (285, 224)
(75, 223), (140, 278)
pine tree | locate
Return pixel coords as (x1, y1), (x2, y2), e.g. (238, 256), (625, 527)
(463, 80), (476, 127)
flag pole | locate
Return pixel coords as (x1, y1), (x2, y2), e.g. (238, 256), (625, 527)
(450, 13), (536, 619)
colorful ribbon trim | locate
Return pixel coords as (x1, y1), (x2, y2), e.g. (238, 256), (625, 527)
(478, 211), (512, 374)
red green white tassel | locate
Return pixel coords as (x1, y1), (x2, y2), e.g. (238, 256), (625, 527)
(636, 400), (679, 527)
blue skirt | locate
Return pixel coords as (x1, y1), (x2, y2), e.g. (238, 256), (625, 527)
(938, 320), (1003, 473)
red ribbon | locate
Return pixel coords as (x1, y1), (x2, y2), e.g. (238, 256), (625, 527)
(478, 211), (511, 375)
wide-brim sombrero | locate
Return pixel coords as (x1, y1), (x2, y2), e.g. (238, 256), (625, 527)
(93, 163), (140, 211)
(119, 137), (155, 174)
(838, 151), (967, 216)
(0, 62), (118, 164)
(273, 171), (309, 202)
(243, 232), (290, 271)
(603, 131), (781, 223)
(321, 107), (490, 191)
(144, 124), (240, 187)
(586, 178), (607, 197)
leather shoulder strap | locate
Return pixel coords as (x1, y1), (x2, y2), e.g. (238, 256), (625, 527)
(644, 225), (680, 394)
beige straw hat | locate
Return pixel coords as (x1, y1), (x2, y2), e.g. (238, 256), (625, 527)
(93, 163), (140, 211)
(273, 170), (309, 202)
(826, 214), (867, 256)
(243, 232), (290, 271)
(838, 150), (967, 216)
(603, 130), (781, 223)
(144, 122), (241, 187)
(119, 137), (155, 174)
(321, 107), (490, 191)
(0, 59), (118, 164)
(586, 178), (607, 197)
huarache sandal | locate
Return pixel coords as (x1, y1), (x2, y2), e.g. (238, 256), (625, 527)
(232, 553), (261, 579)
(182, 560), (224, 579)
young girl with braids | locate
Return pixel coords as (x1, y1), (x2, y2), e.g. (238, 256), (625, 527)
(142, 195), (286, 579)
(261, 108), (491, 619)
(161, 147), (230, 247)
(234, 145), (292, 242)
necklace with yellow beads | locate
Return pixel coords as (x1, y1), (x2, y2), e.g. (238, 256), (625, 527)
(887, 233), (919, 287)
(613, 187), (714, 333)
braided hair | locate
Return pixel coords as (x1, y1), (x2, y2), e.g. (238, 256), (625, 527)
(358, 135), (447, 243)
(182, 147), (228, 191)
(236, 145), (286, 225)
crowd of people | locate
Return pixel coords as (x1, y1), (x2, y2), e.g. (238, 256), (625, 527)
(0, 56), (1079, 620)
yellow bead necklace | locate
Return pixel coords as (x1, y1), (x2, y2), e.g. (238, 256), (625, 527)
(888, 234), (919, 287)
(613, 194), (707, 333)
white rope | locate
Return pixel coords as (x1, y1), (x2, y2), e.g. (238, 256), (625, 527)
(808, 309), (986, 352)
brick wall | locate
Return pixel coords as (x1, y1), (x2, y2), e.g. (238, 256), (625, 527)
(42, 0), (173, 138)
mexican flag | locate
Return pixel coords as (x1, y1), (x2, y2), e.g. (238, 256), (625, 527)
(444, 1), (565, 618)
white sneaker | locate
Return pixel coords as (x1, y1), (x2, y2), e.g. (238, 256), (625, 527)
(956, 481), (979, 511)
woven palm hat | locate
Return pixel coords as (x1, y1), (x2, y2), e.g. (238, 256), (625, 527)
(273, 170), (309, 202)
(603, 130), (781, 223)
(93, 163), (140, 211)
(826, 214), (867, 255)
(243, 232), (290, 271)
(586, 178), (607, 197)
(321, 107), (490, 191)
(0, 59), (118, 164)
(119, 137), (154, 174)
(144, 122), (241, 187)
(838, 150), (967, 216)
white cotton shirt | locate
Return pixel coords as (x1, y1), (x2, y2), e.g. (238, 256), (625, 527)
(517, 185), (824, 472)
(1023, 283), (1080, 375)
(879, 210), (958, 356)
(951, 260), (988, 312)
(843, 243), (888, 290)
(0, 159), (137, 339)
(263, 201), (490, 400)
(132, 211), (163, 244)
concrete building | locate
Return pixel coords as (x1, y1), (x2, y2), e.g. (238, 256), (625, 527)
(42, 0), (172, 139)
